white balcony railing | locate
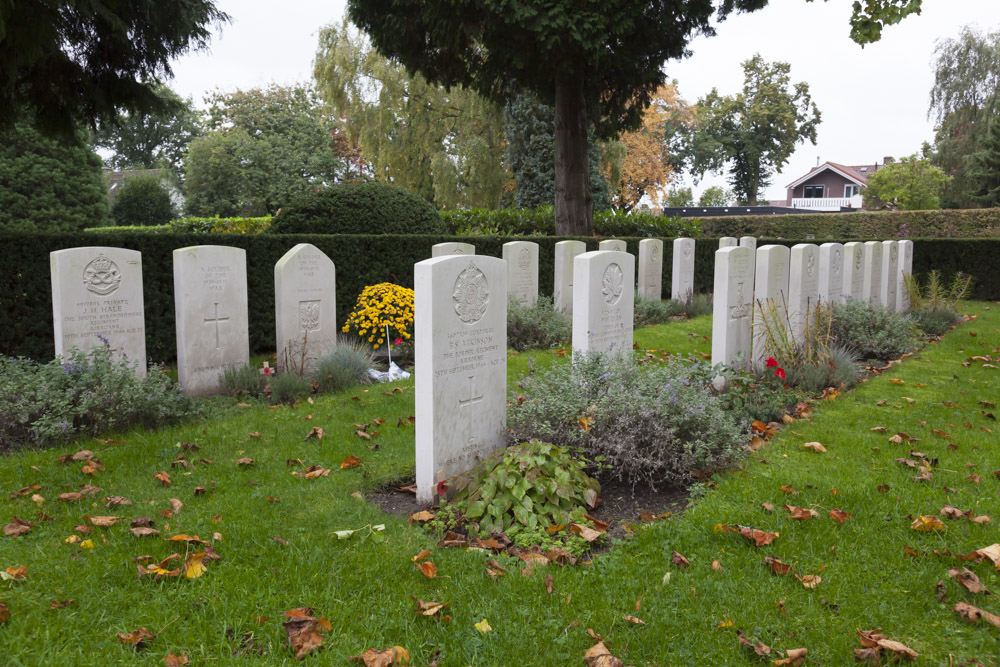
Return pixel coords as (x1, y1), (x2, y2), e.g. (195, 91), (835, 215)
(790, 195), (862, 211)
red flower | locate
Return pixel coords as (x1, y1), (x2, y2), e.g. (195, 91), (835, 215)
(436, 480), (448, 496)
(394, 337), (403, 346)
(765, 357), (778, 368)
(774, 368), (786, 380)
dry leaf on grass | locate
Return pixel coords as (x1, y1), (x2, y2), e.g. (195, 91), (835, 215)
(764, 556), (792, 576)
(802, 442), (826, 453)
(340, 455), (362, 470)
(0, 602), (9, 623)
(948, 568), (989, 595)
(153, 471), (171, 486)
(3, 517), (33, 537)
(416, 561), (437, 578)
(350, 647), (410, 666)
(411, 549), (431, 563)
(583, 640), (624, 667)
(485, 560), (507, 578)
(736, 629), (771, 657)
(783, 505), (819, 520)
(117, 626), (155, 648)
(773, 648), (808, 666)
(164, 652), (190, 666)
(283, 607), (332, 660)
(954, 601), (1000, 628)
(412, 597), (449, 617)
(408, 511), (434, 523)
(671, 551), (690, 569)
(304, 427), (324, 441)
(911, 515), (946, 532)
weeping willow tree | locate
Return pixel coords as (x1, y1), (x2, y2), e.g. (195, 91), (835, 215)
(313, 19), (511, 209)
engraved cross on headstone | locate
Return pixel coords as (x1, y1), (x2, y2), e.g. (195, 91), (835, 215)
(458, 374), (484, 442)
(204, 302), (230, 349)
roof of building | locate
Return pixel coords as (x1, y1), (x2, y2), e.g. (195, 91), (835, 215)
(786, 161), (882, 189)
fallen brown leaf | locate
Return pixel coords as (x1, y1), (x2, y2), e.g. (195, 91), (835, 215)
(948, 568), (989, 595)
(340, 455), (362, 470)
(671, 551), (690, 569)
(304, 427), (324, 441)
(954, 601), (1000, 628)
(350, 646), (410, 667)
(117, 626), (155, 648)
(484, 560), (507, 578)
(412, 597), (449, 617)
(911, 515), (946, 532)
(153, 471), (171, 486)
(416, 561), (437, 578)
(802, 442), (827, 453)
(773, 647), (808, 666)
(736, 629), (771, 657)
(783, 505), (819, 520)
(583, 640), (624, 667)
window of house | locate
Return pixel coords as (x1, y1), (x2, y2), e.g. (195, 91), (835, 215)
(803, 185), (824, 198)
(844, 185), (860, 197)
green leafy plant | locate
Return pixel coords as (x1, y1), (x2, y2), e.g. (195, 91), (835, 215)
(0, 341), (192, 450)
(830, 298), (920, 363)
(507, 296), (571, 351)
(169, 216), (272, 234)
(681, 293), (713, 318)
(267, 372), (312, 404)
(110, 174), (177, 226)
(508, 354), (745, 490)
(904, 270), (973, 312)
(441, 440), (602, 544)
(909, 308), (961, 337)
(311, 339), (376, 393)
(634, 291), (684, 327)
(219, 363), (267, 398)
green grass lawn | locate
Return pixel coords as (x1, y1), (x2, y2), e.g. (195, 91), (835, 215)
(1, 307), (998, 665)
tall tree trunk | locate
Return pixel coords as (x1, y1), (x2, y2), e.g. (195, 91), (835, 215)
(554, 70), (592, 236)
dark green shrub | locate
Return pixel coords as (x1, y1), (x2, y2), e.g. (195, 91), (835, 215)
(782, 345), (863, 395)
(910, 308), (960, 336)
(682, 293), (713, 318)
(267, 372), (312, 404)
(507, 297), (571, 351)
(111, 174), (177, 227)
(831, 299), (920, 363)
(438, 440), (602, 550)
(508, 354), (745, 490)
(311, 340), (375, 393)
(0, 343), (192, 450)
(441, 206), (701, 238)
(219, 363), (267, 398)
(634, 291), (684, 327)
(269, 182), (445, 235)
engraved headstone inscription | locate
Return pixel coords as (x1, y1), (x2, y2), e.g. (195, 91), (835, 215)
(818, 242), (844, 303)
(711, 246), (754, 370)
(751, 245), (789, 368)
(173, 245), (249, 395)
(671, 238), (696, 301)
(788, 244), (820, 345)
(572, 251), (635, 358)
(50, 247), (146, 377)
(638, 238), (663, 301)
(502, 241), (539, 306)
(414, 256), (507, 504)
(880, 240), (899, 313)
(599, 239), (627, 253)
(554, 240), (586, 314)
(275, 243), (336, 373)
(842, 242), (866, 300)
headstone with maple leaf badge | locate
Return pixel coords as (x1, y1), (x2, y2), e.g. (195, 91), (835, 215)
(818, 242), (844, 304)
(173, 245), (249, 395)
(842, 241), (866, 300)
(572, 250), (635, 359)
(896, 239), (914, 312)
(50, 246), (147, 377)
(414, 255), (507, 504)
(788, 243), (820, 346)
(711, 245), (753, 371)
(880, 240), (900, 312)
(638, 239), (663, 301)
(431, 242), (475, 258)
(862, 240), (884, 305)
(274, 243), (336, 374)
(671, 238), (696, 301)
(554, 240), (586, 314)
(752, 244), (790, 368)
(502, 241), (539, 306)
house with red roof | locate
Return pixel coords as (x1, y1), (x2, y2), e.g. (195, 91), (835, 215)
(784, 159), (890, 210)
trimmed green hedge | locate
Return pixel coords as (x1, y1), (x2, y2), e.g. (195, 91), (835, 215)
(2, 233), (994, 362)
(696, 208), (1000, 239)
(442, 207), (701, 238)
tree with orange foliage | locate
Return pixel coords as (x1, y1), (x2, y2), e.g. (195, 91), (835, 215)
(605, 83), (692, 213)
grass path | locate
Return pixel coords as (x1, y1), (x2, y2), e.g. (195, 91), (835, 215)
(1, 308), (998, 664)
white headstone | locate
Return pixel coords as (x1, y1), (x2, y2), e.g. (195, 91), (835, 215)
(719, 237), (738, 248)
(432, 242), (475, 257)
(554, 240), (586, 314)
(502, 241), (539, 306)
(711, 246), (754, 370)
(842, 242), (866, 300)
(739, 236), (757, 282)
(638, 239), (663, 301)
(751, 245), (790, 368)
(173, 246), (249, 395)
(572, 251), (635, 358)
(275, 243), (336, 373)
(862, 240), (883, 305)
(879, 240), (900, 312)
(788, 244), (820, 345)
(896, 240), (914, 312)
(599, 239), (627, 253)
(671, 238), (696, 301)
(50, 247), (146, 377)
(818, 242), (844, 303)
(414, 256), (507, 505)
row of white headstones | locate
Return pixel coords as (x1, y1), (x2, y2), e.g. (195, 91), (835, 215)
(49, 238), (912, 504)
(711, 238), (915, 371)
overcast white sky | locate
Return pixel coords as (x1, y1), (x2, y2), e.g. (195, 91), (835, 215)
(168, 0), (1000, 202)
